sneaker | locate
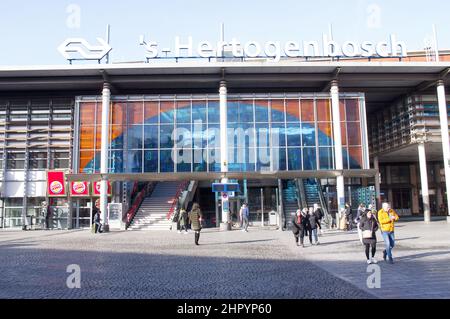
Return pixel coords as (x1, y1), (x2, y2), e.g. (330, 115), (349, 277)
(316, 242), (320, 245)
(177, 231), (181, 234)
(367, 259), (372, 265)
(388, 258), (394, 264)
(383, 250), (387, 261)
(371, 258), (378, 264)
(183, 231), (188, 235)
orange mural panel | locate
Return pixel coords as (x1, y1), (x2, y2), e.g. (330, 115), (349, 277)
(79, 126), (95, 150)
(317, 99), (331, 121)
(286, 99), (300, 119)
(79, 150), (94, 172)
(349, 146), (363, 168)
(127, 102), (143, 124)
(80, 102), (96, 125)
(271, 100), (285, 114)
(341, 123), (347, 146)
(301, 100), (314, 122)
(346, 99), (360, 122)
(160, 101), (174, 115)
(318, 122), (332, 138)
(111, 102), (126, 125)
(339, 100), (346, 121)
(144, 101), (159, 121)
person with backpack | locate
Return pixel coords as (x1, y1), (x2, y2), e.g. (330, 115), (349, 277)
(188, 203), (203, 246)
(359, 209), (379, 264)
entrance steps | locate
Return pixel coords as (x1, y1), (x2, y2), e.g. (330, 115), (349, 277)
(128, 181), (184, 231)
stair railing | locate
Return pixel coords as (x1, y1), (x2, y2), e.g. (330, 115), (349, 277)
(125, 182), (155, 229)
(166, 181), (189, 221)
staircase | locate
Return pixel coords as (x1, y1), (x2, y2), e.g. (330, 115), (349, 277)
(282, 180), (300, 230)
(128, 181), (184, 230)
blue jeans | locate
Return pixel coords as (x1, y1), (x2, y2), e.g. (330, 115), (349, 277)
(311, 228), (318, 243)
(381, 231), (395, 259)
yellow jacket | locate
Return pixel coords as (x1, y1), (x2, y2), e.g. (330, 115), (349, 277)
(377, 208), (399, 232)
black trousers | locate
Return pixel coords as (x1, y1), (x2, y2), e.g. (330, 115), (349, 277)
(194, 231), (200, 245)
(295, 228), (311, 244)
(365, 243), (376, 260)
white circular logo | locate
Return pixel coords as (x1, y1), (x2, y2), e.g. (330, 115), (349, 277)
(50, 181), (63, 194)
(96, 182), (101, 193)
(72, 182), (86, 194)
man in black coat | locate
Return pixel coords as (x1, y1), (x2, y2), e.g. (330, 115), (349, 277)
(292, 208), (311, 248)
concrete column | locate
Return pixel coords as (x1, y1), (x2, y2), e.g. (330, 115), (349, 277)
(436, 80), (450, 222)
(418, 142), (431, 222)
(410, 164), (420, 215)
(100, 83), (111, 232)
(385, 165), (393, 205)
(373, 156), (381, 209)
(219, 81), (230, 231)
(331, 80), (345, 212)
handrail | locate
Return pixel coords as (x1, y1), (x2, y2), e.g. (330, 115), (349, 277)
(166, 181), (189, 220)
(125, 183), (155, 229)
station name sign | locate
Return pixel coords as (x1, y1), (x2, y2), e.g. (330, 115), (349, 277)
(58, 33), (407, 62)
(140, 34), (407, 61)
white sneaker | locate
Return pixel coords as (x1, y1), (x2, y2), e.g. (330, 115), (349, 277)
(177, 231), (181, 234)
(371, 258), (378, 264)
(367, 259), (372, 265)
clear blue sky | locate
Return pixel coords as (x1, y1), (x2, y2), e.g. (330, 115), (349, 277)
(0, 0), (449, 65)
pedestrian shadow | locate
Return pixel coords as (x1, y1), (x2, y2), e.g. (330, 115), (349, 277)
(201, 239), (276, 246)
(395, 250), (450, 261)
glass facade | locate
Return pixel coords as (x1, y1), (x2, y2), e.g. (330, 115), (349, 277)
(77, 93), (367, 174)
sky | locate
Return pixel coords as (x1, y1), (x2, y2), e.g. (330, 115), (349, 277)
(0, 0), (449, 65)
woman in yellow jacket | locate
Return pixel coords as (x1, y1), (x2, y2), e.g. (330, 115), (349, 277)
(377, 202), (400, 264)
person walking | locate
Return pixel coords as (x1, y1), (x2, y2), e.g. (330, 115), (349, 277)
(313, 203), (324, 235)
(240, 203), (250, 232)
(359, 210), (379, 264)
(378, 202), (400, 264)
(344, 203), (353, 231)
(93, 209), (102, 234)
(189, 203), (203, 245)
(292, 208), (311, 247)
(308, 207), (319, 245)
(355, 203), (366, 244)
(179, 208), (188, 234)
(330, 209), (337, 229)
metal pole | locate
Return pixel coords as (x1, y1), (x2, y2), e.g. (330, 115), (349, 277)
(432, 24), (439, 62)
(418, 142), (431, 222)
(261, 188), (264, 227)
(331, 80), (345, 212)
(100, 83), (111, 232)
(436, 81), (450, 222)
(219, 80), (230, 231)
(106, 24), (111, 64)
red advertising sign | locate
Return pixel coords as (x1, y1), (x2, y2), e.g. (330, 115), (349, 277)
(93, 181), (112, 197)
(47, 171), (66, 197)
(70, 181), (90, 197)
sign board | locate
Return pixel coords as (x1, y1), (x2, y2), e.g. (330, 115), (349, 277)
(212, 183), (240, 193)
(92, 181), (112, 197)
(108, 203), (123, 230)
(47, 171), (67, 197)
(70, 181), (90, 197)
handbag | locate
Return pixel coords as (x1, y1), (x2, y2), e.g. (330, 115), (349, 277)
(362, 230), (373, 239)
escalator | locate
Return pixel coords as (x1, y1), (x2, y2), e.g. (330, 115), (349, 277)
(298, 178), (330, 227)
(282, 180), (300, 230)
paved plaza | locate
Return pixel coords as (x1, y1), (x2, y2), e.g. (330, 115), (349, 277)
(0, 220), (449, 299)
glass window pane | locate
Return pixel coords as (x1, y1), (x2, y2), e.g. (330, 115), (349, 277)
(286, 125), (301, 146)
(339, 100), (346, 121)
(255, 100), (269, 122)
(341, 123), (347, 146)
(160, 150), (174, 172)
(272, 147), (286, 171)
(79, 150), (94, 173)
(127, 125), (143, 149)
(192, 100), (207, 122)
(238, 101), (254, 123)
(144, 150), (158, 172)
(110, 125), (124, 149)
(301, 99), (314, 122)
(160, 101), (174, 123)
(160, 125), (174, 149)
(303, 147), (317, 170)
(288, 148), (302, 170)
(176, 101), (191, 124)
(80, 102), (96, 125)
(348, 147), (363, 169)
(127, 102), (143, 124)
(301, 123), (316, 146)
(144, 125), (159, 149)
(319, 147), (334, 170)
(177, 148), (192, 172)
(318, 122), (333, 146)
(208, 100), (220, 123)
(317, 99), (331, 121)
(228, 100), (238, 123)
(271, 100), (285, 122)
(286, 99), (300, 122)
(80, 126), (95, 150)
(144, 101), (159, 124)
(270, 123), (286, 147)
(126, 150), (142, 173)
(346, 99), (360, 121)
(111, 102), (126, 125)
(347, 122), (361, 145)
(110, 150), (124, 173)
